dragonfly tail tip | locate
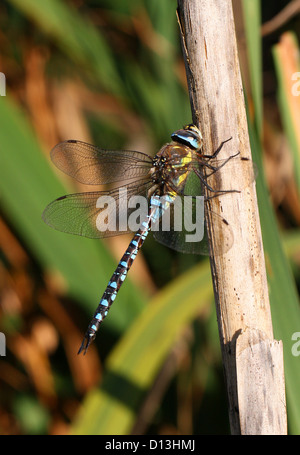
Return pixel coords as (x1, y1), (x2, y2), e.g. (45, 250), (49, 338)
(78, 333), (95, 355)
(77, 339), (88, 355)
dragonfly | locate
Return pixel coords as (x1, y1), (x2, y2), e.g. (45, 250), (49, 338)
(42, 124), (254, 354)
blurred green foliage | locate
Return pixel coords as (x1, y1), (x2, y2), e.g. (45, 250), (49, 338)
(0, 0), (300, 435)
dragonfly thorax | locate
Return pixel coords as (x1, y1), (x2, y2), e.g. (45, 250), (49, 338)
(149, 124), (203, 195)
(150, 141), (195, 196)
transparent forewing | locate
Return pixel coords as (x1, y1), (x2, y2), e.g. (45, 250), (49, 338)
(152, 197), (234, 255)
(50, 140), (153, 185)
(42, 179), (153, 238)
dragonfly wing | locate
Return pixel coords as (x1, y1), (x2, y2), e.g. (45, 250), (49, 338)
(42, 180), (153, 238)
(152, 198), (234, 255)
(50, 140), (153, 185)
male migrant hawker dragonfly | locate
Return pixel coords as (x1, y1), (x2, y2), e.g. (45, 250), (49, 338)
(42, 124), (254, 354)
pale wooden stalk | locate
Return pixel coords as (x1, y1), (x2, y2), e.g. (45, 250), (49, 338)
(177, 0), (287, 434)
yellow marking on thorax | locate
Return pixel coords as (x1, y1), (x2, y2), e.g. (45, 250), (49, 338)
(172, 149), (193, 188)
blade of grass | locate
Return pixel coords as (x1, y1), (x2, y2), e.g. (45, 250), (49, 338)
(243, 3), (300, 434)
(270, 33), (300, 434)
(249, 121), (300, 435)
(242, 0), (263, 136)
(273, 32), (300, 193)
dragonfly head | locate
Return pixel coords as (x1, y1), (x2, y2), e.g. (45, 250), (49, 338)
(171, 124), (203, 151)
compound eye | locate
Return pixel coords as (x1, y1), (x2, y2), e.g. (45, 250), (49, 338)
(171, 125), (203, 150)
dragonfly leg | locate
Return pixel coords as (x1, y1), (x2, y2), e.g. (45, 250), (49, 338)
(204, 152), (240, 177)
(199, 137), (233, 160)
(204, 190), (240, 200)
(194, 168), (240, 194)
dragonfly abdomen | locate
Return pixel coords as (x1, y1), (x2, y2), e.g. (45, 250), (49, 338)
(78, 214), (152, 354)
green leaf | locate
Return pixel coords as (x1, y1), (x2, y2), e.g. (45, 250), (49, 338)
(242, 0), (263, 135)
(273, 32), (300, 193)
(249, 121), (300, 435)
(243, 2), (300, 434)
